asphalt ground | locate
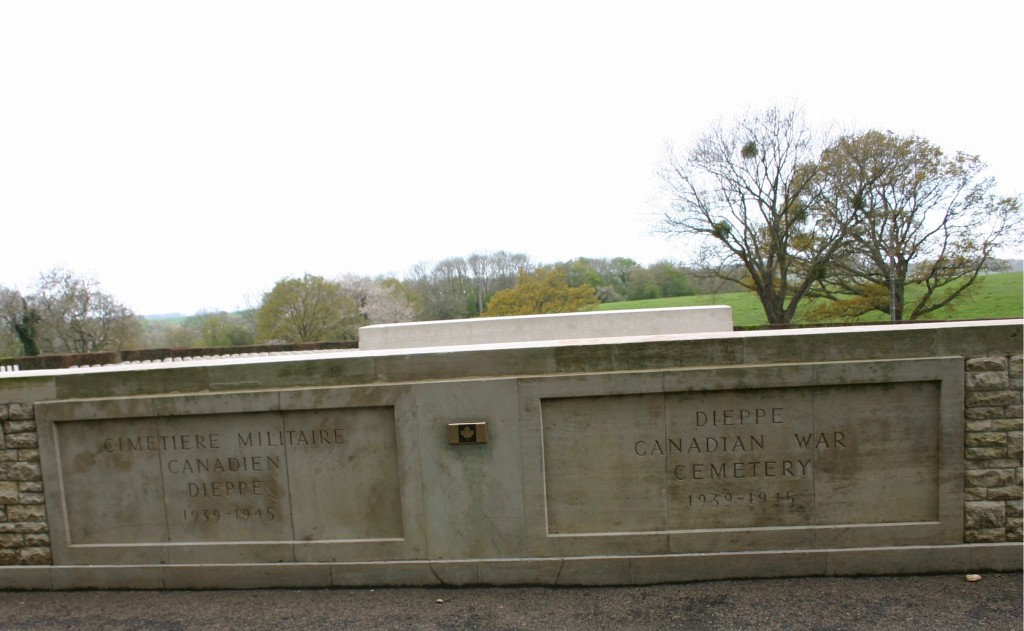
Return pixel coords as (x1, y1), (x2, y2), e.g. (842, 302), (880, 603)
(0, 573), (1020, 630)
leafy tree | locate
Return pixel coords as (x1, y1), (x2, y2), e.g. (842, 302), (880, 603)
(555, 258), (695, 303)
(25, 268), (141, 353)
(0, 326), (22, 358)
(656, 105), (853, 324)
(811, 131), (1022, 321)
(185, 311), (255, 347)
(140, 318), (199, 348)
(0, 288), (40, 356)
(139, 311), (255, 349)
(624, 260), (695, 301)
(648, 260), (695, 298)
(13, 302), (42, 355)
(255, 274), (360, 343)
(483, 268), (600, 316)
(560, 257), (640, 303)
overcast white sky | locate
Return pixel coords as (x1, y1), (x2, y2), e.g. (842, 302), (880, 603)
(2, 1), (1021, 315)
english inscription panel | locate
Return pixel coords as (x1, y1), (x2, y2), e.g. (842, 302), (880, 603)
(55, 406), (402, 545)
(542, 382), (941, 535)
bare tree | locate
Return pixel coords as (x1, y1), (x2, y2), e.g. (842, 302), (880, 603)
(467, 251), (533, 315)
(467, 253), (493, 315)
(656, 105), (853, 324)
(30, 268), (141, 353)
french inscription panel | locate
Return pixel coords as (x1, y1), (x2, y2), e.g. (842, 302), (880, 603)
(542, 381), (941, 536)
(53, 406), (402, 546)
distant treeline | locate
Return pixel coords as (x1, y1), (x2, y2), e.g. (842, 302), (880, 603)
(2, 255), (718, 356)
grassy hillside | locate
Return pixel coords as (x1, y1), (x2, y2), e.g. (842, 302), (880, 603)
(597, 272), (1023, 328)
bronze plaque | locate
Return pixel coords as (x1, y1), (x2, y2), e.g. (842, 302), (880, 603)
(448, 422), (488, 445)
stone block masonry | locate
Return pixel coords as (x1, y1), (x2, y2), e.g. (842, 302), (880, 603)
(0, 402), (51, 565)
(0, 319), (1020, 588)
(964, 354), (1024, 543)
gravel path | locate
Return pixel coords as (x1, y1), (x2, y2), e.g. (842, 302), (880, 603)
(0, 573), (1020, 630)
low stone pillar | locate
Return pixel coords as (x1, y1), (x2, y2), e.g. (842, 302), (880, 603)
(963, 354), (1024, 542)
(0, 403), (51, 564)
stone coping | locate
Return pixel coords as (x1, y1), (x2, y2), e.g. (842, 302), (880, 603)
(3, 319), (1020, 380)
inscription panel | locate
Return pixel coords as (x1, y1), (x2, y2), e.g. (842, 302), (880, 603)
(663, 387), (814, 531)
(543, 381), (941, 536)
(54, 406), (402, 546)
(160, 412), (292, 543)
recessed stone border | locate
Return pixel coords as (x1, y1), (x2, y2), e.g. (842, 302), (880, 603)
(0, 319), (1020, 587)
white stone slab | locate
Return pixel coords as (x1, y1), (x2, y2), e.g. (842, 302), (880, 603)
(519, 357), (965, 557)
(358, 306), (733, 350)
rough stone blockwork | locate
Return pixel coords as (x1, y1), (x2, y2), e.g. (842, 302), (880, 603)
(0, 403), (51, 565)
(964, 354), (1024, 543)
(0, 348), (1021, 568)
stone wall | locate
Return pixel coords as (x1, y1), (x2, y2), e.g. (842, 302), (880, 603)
(0, 320), (1021, 586)
(0, 402), (50, 565)
(964, 354), (1024, 542)
(1, 354), (1021, 567)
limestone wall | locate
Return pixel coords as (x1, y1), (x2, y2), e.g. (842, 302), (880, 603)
(0, 402), (49, 565)
(0, 319), (1020, 587)
(964, 354), (1024, 542)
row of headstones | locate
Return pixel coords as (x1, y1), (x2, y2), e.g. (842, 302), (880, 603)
(0, 349), (349, 373)
(115, 349), (341, 366)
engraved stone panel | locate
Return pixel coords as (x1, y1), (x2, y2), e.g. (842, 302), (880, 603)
(664, 387), (814, 530)
(541, 380), (945, 536)
(162, 412), (292, 543)
(52, 406), (401, 547)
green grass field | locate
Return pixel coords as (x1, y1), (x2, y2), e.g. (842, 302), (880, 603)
(596, 272), (1023, 328)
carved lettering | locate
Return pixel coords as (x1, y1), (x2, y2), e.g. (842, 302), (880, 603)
(637, 435), (766, 456)
(167, 455), (281, 475)
(634, 439), (689, 456)
(187, 479), (265, 497)
(102, 433), (221, 452)
(793, 432), (846, 449)
(686, 434), (764, 453)
(97, 425), (349, 530)
(673, 459), (811, 480)
(695, 408), (783, 426)
(236, 429), (346, 447)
